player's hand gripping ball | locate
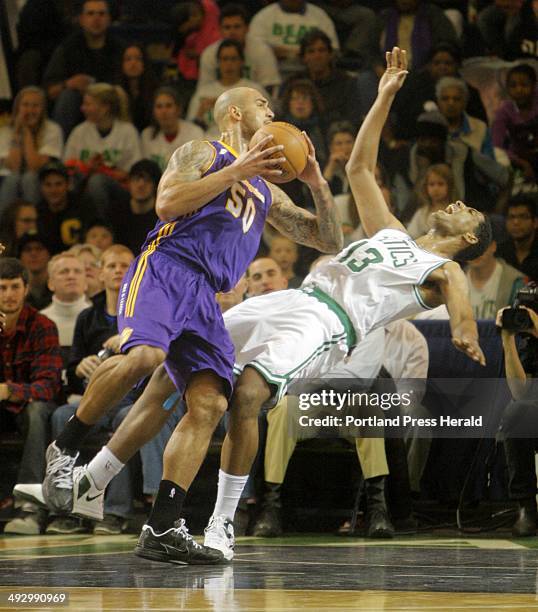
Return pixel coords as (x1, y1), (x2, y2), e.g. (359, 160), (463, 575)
(249, 121), (309, 183)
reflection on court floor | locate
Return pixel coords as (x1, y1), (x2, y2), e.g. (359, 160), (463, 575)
(1, 534), (538, 610)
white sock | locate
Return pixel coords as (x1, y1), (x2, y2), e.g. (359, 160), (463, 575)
(213, 469), (249, 521)
(86, 446), (124, 491)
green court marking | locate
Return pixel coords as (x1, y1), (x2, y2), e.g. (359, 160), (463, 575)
(0, 533), (531, 559)
(0, 535), (137, 559)
(233, 534), (518, 549)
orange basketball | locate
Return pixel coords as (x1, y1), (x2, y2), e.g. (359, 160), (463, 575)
(249, 121), (309, 183)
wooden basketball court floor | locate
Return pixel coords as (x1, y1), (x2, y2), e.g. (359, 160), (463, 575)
(2, 534), (538, 610)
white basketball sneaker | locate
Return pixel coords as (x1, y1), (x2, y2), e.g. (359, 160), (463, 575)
(203, 514), (235, 561)
(71, 466), (105, 521)
(13, 483), (46, 508)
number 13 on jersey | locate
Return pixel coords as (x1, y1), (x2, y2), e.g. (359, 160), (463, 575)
(225, 183), (256, 233)
(338, 240), (383, 272)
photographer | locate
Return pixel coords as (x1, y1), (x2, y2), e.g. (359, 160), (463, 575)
(496, 285), (538, 537)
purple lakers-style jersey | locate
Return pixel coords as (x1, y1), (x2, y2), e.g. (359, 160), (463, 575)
(138, 140), (273, 292)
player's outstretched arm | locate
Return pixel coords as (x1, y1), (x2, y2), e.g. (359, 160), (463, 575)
(346, 47), (408, 237)
(429, 262), (486, 366)
(266, 180), (343, 254)
(156, 137), (286, 221)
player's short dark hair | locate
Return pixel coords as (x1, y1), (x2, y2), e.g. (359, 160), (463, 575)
(507, 193), (538, 218)
(219, 3), (249, 24)
(0, 257), (29, 285)
(299, 29), (333, 57)
(454, 216), (493, 262)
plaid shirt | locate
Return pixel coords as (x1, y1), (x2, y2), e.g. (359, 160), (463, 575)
(0, 304), (62, 414)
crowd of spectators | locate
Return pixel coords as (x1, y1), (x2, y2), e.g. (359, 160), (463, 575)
(1, 0), (538, 537)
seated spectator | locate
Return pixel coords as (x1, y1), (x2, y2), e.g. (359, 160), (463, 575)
(69, 243), (104, 298)
(403, 111), (509, 215)
(466, 236), (526, 320)
(84, 220), (115, 252)
(284, 30), (359, 127)
(246, 257), (288, 297)
(113, 44), (159, 132)
(63, 246), (132, 398)
(491, 64), (538, 184)
(436, 76), (494, 158)
(43, 0), (125, 138)
(278, 79), (327, 166)
(0, 201), (38, 257)
(1, 258), (62, 535)
(107, 160), (160, 254)
(63, 83), (142, 220)
(249, 0), (339, 78)
(316, 0), (377, 68)
(497, 194), (538, 281)
(18, 233), (52, 310)
(141, 87), (204, 172)
(173, 0), (221, 86)
(40, 253), (91, 348)
(477, 0), (525, 58)
(36, 162), (86, 254)
(506, 0), (538, 61)
(14, 0), (67, 89)
(198, 3), (282, 94)
(406, 163), (456, 238)
(376, 0), (459, 71)
(323, 121), (355, 196)
(388, 43), (487, 145)
(187, 39), (271, 137)
(0, 87), (63, 211)
(269, 235), (303, 288)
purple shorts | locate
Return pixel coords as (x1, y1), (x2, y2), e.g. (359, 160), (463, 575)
(117, 251), (235, 398)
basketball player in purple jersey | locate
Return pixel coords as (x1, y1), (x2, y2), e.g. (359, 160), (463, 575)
(32, 87), (343, 563)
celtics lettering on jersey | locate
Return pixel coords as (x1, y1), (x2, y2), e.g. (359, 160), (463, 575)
(338, 236), (419, 272)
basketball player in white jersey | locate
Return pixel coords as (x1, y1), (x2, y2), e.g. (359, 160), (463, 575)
(15, 48), (491, 564)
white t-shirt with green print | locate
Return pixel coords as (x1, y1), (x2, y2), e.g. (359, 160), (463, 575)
(249, 2), (339, 76)
(63, 119), (142, 172)
(141, 120), (204, 172)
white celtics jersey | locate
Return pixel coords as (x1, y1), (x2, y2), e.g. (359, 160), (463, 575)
(303, 228), (450, 342)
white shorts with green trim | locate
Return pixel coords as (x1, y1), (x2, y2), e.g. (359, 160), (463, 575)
(224, 288), (353, 402)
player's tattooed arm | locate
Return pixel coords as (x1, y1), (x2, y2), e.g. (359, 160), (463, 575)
(156, 136), (285, 221)
(267, 182), (343, 253)
(156, 140), (221, 221)
(428, 262), (486, 366)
